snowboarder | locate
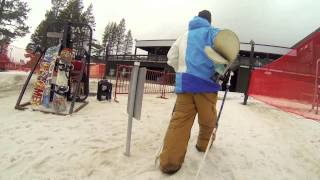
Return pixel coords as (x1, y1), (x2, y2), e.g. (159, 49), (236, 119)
(159, 10), (236, 174)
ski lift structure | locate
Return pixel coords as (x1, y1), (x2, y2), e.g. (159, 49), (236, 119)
(15, 22), (93, 115)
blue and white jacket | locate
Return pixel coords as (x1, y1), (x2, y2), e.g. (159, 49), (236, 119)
(167, 16), (221, 93)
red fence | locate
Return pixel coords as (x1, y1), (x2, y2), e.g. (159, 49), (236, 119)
(0, 62), (31, 72)
(114, 64), (175, 101)
(89, 64), (105, 79)
(249, 32), (320, 120)
(0, 61), (106, 79)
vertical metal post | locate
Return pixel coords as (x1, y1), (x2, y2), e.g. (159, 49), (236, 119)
(243, 40), (255, 105)
(125, 63), (140, 156)
(62, 22), (69, 48)
(125, 115), (134, 156)
(160, 71), (166, 98)
(311, 59), (320, 113)
(134, 47), (137, 60)
(114, 65), (120, 101)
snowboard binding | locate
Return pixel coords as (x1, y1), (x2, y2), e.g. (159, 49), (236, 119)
(54, 85), (69, 96)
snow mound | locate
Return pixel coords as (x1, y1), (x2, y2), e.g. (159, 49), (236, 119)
(0, 71), (30, 91)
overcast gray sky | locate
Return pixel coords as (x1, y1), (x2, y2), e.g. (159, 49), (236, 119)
(12, 0), (320, 49)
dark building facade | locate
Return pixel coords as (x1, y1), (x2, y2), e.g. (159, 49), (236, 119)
(103, 39), (291, 93)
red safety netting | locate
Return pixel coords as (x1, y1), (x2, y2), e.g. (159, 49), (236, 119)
(249, 32), (320, 120)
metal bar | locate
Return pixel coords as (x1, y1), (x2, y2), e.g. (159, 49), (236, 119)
(15, 50), (45, 110)
(312, 41), (317, 110)
(243, 40), (255, 105)
(114, 65), (120, 101)
(15, 102), (31, 110)
(240, 42), (291, 49)
(311, 59), (320, 110)
(73, 101), (89, 113)
(33, 109), (69, 116)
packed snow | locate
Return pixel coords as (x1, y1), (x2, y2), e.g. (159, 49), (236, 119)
(0, 71), (319, 180)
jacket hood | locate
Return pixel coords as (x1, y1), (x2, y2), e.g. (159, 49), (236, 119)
(188, 16), (211, 30)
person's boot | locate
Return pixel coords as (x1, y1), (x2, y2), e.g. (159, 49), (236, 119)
(196, 131), (216, 152)
(196, 144), (206, 152)
(160, 164), (181, 175)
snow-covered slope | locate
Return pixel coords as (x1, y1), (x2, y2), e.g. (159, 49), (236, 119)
(0, 71), (30, 90)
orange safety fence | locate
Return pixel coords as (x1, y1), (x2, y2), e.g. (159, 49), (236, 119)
(89, 64), (105, 79)
(0, 61), (106, 79)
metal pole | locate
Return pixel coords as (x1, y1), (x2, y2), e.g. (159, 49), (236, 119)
(125, 115), (133, 156)
(124, 63), (140, 156)
(313, 59), (320, 114)
(243, 40), (255, 105)
(15, 49), (45, 109)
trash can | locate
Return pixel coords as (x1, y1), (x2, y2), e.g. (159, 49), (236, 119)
(97, 79), (112, 101)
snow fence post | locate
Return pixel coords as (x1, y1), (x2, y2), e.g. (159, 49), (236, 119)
(125, 62), (147, 156)
(243, 40), (255, 105)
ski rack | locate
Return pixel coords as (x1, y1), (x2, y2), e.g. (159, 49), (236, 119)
(15, 22), (93, 115)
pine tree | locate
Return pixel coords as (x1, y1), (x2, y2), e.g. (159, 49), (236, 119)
(115, 18), (126, 55)
(102, 22), (118, 55)
(102, 22), (112, 55)
(123, 30), (133, 55)
(91, 39), (103, 57)
(30, 0), (96, 49)
(30, 0), (66, 48)
(81, 3), (95, 29)
(58, 0), (83, 23)
(102, 23), (111, 45)
(0, 0), (30, 49)
(30, 10), (57, 48)
(0, 42), (9, 63)
(51, 0), (67, 17)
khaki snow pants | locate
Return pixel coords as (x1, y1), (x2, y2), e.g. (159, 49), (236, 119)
(159, 93), (218, 173)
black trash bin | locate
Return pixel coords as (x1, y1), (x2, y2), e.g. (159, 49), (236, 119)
(97, 80), (112, 101)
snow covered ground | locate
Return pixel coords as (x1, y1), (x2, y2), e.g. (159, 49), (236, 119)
(0, 71), (320, 180)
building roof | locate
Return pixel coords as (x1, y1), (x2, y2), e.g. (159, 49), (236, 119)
(135, 39), (291, 55)
(135, 39), (175, 48)
(240, 43), (291, 55)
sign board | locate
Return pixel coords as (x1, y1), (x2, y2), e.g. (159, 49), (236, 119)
(127, 65), (139, 117)
(47, 32), (63, 39)
(127, 67), (146, 120)
(132, 67), (146, 120)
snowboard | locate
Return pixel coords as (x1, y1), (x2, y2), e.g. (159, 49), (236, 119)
(52, 48), (74, 113)
(31, 45), (60, 108)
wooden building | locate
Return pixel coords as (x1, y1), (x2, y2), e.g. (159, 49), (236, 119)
(104, 39), (291, 92)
